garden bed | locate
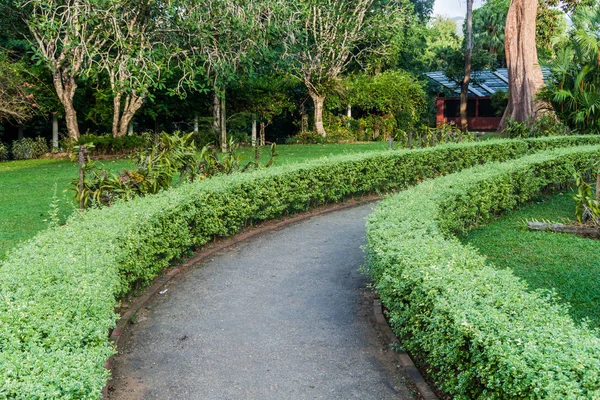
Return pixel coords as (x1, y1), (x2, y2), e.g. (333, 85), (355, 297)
(463, 192), (600, 330)
(365, 145), (600, 399)
(1, 136), (599, 398)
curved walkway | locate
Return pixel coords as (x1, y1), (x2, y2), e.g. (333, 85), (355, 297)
(108, 204), (414, 400)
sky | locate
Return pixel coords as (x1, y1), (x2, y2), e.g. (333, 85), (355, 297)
(433, 0), (485, 19)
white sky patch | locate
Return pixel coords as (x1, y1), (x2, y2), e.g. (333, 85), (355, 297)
(433, 0), (485, 18)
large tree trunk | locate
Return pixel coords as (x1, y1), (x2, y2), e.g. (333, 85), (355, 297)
(212, 89), (228, 151)
(460, 0), (474, 131)
(220, 92), (227, 153)
(252, 119), (257, 147)
(309, 91), (327, 137)
(260, 122), (266, 146)
(52, 114), (59, 149)
(52, 69), (80, 140)
(112, 92), (122, 138)
(499, 0), (547, 131)
(112, 92), (144, 137)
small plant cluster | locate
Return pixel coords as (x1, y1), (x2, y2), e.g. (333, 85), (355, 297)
(0, 140), (8, 161)
(406, 122), (475, 148)
(573, 166), (600, 225)
(505, 115), (573, 139)
(72, 132), (278, 208)
(288, 120), (474, 147)
(365, 146), (600, 399)
(70, 133), (152, 156)
(4, 137), (50, 160)
(1, 136), (599, 398)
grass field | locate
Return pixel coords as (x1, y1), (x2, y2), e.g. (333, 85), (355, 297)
(462, 192), (600, 329)
(0, 142), (392, 258)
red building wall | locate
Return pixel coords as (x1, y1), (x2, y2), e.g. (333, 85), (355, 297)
(436, 97), (501, 131)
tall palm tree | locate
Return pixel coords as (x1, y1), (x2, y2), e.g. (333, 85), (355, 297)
(544, 4), (600, 133)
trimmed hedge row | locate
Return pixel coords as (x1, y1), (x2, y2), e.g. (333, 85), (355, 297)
(0, 136), (599, 399)
(365, 145), (600, 399)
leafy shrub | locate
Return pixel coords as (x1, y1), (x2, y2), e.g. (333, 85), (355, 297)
(74, 133), (150, 156)
(0, 140), (8, 161)
(286, 127), (356, 144)
(0, 136), (599, 398)
(540, 4), (600, 134)
(73, 132), (198, 207)
(11, 136), (49, 159)
(349, 70), (428, 132)
(365, 146), (600, 399)
(73, 133), (278, 208)
(490, 89), (508, 116)
(573, 171), (600, 224)
(505, 116), (573, 139)
(406, 122), (475, 148)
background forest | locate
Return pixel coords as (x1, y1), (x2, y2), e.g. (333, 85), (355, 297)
(0, 0), (597, 155)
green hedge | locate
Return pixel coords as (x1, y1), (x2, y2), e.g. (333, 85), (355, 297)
(0, 136), (599, 398)
(365, 146), (600, 399)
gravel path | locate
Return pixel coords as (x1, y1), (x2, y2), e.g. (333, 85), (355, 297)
(108, 203), (414, 400)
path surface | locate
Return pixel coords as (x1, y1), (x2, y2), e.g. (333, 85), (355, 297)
(108, 204), (414, 400)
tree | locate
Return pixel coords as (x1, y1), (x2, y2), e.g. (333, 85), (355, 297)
(500, 0), (583, 130)
(17, 0), (108, 139)
(460, 0), (474, 130)
(499, 0), (545, 130)
(178, 0), (279, 151)
(281, 0), (409, 137)
(409, 0), (434, 20)
(542, 4), (600, 133)
(0, 52), (36, 122)
(349, 70), (427, 132)
(98, 1), (167, 138)
(473, 0), (508, 64)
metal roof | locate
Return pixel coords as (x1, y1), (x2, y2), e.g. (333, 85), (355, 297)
(425, 68), (551, 97)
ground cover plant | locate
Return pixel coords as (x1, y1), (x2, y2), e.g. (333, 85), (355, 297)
(1, 136), (600, 398)
(3, 136), (599, 259)
(0, 142), (391, 258)
(365, 146), (600, 399)
(0, 157), (133, 258)
(0, 138), (544, 399)
(462, 191), (600, 329)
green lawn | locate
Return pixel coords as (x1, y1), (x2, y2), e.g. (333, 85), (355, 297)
(462, 192), (600, 329)
(0, 142), (391, 258)
(0, 158), (135, 258)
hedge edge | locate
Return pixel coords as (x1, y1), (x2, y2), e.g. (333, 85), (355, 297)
(365, 145), (600, 399)
(0, 136), (599, 398)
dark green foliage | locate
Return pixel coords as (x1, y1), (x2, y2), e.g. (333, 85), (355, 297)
(542, 4), (600, 133)
(349, 70), (428, 133)
(573, 171), (600, 223)
(366, 146), (600, 399)
(1, 136), (599, 398)
(0, 140), (8, 161)
(72, 133), (197, 207)
(490, 89), (508, 116)
(11, 136), (49, 160)
(505, 116), (573, 139)
(73, 133), (151, 156)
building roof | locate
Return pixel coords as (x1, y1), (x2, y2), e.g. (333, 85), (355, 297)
(425, 68), (552, 97)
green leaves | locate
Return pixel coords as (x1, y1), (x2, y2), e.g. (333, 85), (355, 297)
(366, 145), (600, 399)
(0, 135), (598, 398)
(543, 3), (600, 134)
